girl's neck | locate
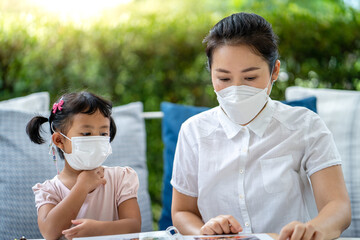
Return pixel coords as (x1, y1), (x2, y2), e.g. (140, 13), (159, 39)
(58, 161), (82, 190)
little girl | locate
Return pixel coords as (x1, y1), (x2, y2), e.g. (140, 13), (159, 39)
(26, 91), (141, 240)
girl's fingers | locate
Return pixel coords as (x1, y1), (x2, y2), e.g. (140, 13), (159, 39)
(62, 228), (75, 235)
(71, 219), (83, 225)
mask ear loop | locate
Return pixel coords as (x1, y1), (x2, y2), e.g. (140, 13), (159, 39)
(49, 122), (60, 175)
(267, 68), (275, 95)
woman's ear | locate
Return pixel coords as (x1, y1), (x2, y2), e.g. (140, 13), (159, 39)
(271, 60), (281, 84)
(52, 132), (65, 150)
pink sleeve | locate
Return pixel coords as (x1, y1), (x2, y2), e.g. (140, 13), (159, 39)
(115, 167), (139, 206)
(32, 180), (61, 212)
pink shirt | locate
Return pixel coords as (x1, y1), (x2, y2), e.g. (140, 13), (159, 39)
(32, 166), (139, 221)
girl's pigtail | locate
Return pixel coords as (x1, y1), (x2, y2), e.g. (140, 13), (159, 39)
(109, 116), (117, 142)
(26, 116), (49, 144)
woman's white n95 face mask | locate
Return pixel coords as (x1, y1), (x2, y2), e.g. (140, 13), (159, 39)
(215, 78), (272, 125)
(59, 134), (112, 171)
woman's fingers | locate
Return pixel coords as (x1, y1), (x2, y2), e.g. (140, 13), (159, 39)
(279, 221), (322, 240)
(227, 215), (243, 233)
(290, 224), (306, 240)
(201, 215), (242, 235)
(301, 224), (315, 240)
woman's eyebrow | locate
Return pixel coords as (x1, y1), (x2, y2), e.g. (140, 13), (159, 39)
(215, 68), (231, 73)
(241, 67), (261, 73)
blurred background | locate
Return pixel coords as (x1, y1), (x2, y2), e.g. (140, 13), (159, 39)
(1, 0), (359, 230)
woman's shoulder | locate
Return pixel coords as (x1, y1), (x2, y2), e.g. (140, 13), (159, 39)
(181, 106), (220, 137)
(272, 100), (322, 129)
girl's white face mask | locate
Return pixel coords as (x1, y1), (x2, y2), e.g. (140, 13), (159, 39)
(215, 78), (272, 125)
(59, 133), (112, 170)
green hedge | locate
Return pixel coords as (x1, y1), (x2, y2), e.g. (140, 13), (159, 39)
(1, 0), (359, 229)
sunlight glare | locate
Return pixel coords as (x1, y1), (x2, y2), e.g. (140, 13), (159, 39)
(29, 0), (132, 20)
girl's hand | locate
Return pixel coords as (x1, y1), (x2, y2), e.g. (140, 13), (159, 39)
(62, 219), (99, 240)
(279, 221), (324, 240)
(76, 167), (106, 193)
(200, 215), (242, 235)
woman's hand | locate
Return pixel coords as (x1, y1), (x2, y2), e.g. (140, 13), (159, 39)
(279, 221), (324, 240)
(76, 167), (106, 193)
(200, 215), (242, 235)
(62, 219), (99, 240)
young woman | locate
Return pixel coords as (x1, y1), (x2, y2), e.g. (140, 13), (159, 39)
(171, 12), (351, 240)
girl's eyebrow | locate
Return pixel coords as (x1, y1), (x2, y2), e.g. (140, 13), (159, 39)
(80, 125), (109, 129)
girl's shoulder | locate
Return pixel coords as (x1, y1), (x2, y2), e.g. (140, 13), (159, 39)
(32, 175), (68, 201)
(103, 166), (139, 191)
(32, 175), (62, 191)
(103, 166), (138, 179)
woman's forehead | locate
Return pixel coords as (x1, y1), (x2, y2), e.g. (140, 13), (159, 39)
(211, 45), (268, 71)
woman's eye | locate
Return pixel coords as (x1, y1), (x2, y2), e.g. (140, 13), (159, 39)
(101, 132), (109, 136)
(219, 78), (230, 81)
(82, 132), (91, 136)
(245, 77), (257, 81)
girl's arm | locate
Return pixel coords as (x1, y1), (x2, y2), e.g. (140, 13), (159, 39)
(38, 168), (106, 240)
(62, 197), (141, 239)
(279, 165), (351, 240)
(171, 188), (242, 235)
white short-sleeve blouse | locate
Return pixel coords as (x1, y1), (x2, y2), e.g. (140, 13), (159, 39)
(171, 99), (341, 234)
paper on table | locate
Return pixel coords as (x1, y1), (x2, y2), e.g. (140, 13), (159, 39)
(73, 231), (274, 240)
(73, 226), (275, 240)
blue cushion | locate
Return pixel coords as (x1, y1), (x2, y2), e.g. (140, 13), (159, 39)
(158, 96), (317, 230)
(159, 102), (209, 230)
(282, 96), (317, 113)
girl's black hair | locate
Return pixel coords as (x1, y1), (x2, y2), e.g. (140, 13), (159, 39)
(203, 12), (279, 73)
(26, 91), (117, 159)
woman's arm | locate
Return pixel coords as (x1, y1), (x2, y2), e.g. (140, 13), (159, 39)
(172, 188), (242, 235)
(172, 188), (204, 235)
(62, 198), (141, 239)
(279, 165), (351, 240)
(38, 168), (106, 240)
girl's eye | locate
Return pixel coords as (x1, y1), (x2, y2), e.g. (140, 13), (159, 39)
(101, 132), (109, 136)
(219, 78), (230, 81)
(82, 132), (91, 136)
(245, 77), (257, 81)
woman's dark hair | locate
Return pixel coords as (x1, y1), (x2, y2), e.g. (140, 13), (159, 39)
(26, 91), (117, 159)
(203, 12), (279, 73)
